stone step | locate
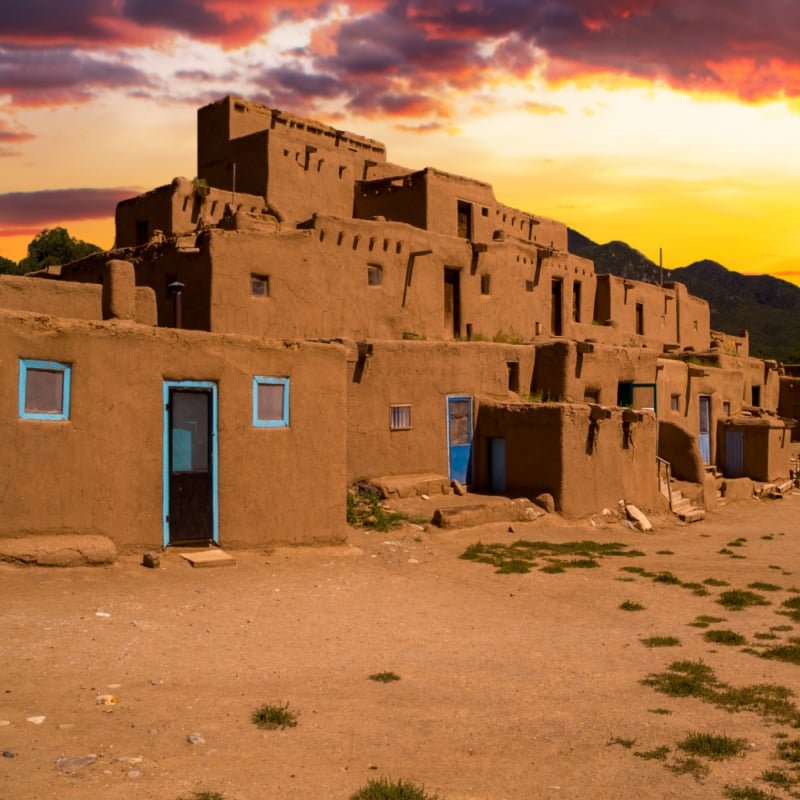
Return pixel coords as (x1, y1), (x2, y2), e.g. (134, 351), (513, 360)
(432, 499), (544, 529)
(671, 498), (692, 513)
(678, 508), (706, 523)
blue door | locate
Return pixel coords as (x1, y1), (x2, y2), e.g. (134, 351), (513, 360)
(699, 395), (711, 465)
(489, 437), (506, 494)
(725, 430), (744, 477)
(447, 396), (473, 484)
(163, 381), (219, 546)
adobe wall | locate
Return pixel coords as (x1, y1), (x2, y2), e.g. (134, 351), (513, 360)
(115, 177), (266, 249)
(197, 96), (387, 222)
(0, 273), (156, 326)
(346, 339), (533, 482)
(717, 419), (791, 482)
(778, 375), (800, 441)
(0, 310), (347, 549)
(532, 340), (657, 404)
(57, 244), (214, 330)
(476, 403), (659, 516)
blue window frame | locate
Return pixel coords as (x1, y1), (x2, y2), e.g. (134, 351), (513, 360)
(252, 376), (290, 428)
(19, 359), (71, 421)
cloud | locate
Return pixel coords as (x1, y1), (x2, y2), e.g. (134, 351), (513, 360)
(0, 188), (139, 228)
(0, 46), (154, 105)
(523, 101), (566, 115)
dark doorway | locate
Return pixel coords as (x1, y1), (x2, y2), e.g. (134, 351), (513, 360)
(551, 278), (563, 336)
(457, 201), (473, 239)
(572, 281), (581, 323)
(444, 268), (461, 339)
(164, 384), (216, 545)
(635, 302), (644, 335)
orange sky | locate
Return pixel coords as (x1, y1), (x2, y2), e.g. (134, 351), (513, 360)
(1, 1), (799, 284)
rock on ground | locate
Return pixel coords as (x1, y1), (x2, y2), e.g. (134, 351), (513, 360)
(0, 535), (117, 567)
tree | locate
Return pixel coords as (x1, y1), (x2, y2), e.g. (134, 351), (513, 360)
(15, 227), (101, 274)
(0, 255), (18, 274)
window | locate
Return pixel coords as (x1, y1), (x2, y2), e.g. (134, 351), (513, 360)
(635, 302), (644, 335)
(573, 281), (582, 323)
(480, 274), (491, 295)
(751, 385), (761, 407)
(670, 394), (680, 412)
(135, 218), (149, 246)
(252, 377), (289, 428)
(457, 200), (473, 239)
(19, 360), (71, 421)
(367, 264), (383, 286)
(251, 274), (269, 297)
(390, 405), (411, 430)
(507, 362), (520, 393)
(525, 280), (535, 293)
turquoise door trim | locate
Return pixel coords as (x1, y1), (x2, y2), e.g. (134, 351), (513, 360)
(699, 395), (711, 465)
(163, 380), (219, 547)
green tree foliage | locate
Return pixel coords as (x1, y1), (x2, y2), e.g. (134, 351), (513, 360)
(12, 227), (101, 274)
(0, 255), (18, 274)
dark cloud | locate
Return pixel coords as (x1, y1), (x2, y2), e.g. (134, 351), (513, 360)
(0, 188), (140, 227)
(0, 47), (153, 105)
(255, 65), (343, 100)
(0, 0), (119, 44)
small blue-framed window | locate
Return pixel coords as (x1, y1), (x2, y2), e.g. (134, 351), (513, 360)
(19, 359), (72, 421)
(252, 376), (290, 428)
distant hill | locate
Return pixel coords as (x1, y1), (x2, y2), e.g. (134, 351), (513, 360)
(568, 229), (800, 363)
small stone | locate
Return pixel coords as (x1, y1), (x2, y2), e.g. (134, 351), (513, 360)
(142, 552), (160, 569)
(26, 716), (45, 725)
(533, 493), (555, 513)
(187, 733), (205, 745)
(452, 480), (466, 496)
(624, 504), (653, 532)
(420, 494), (430, 501)
(95, 611), (111, 618)
(128, 770), (141, 778)
(2, 751), (16, 759)
(57, 723), (74, 730)
(407, 558), (419, 564)
(56, 754), (97, 773)
(95, 694), (117, 706)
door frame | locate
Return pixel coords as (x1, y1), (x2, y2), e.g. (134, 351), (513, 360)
(162, 380), (219, 547)
(698, 394), (712, 465)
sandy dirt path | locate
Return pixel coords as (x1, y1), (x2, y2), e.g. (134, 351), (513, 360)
(1, 495), (799, 800)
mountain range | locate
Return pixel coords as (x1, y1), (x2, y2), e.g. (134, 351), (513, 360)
(567, 230), (800, 363)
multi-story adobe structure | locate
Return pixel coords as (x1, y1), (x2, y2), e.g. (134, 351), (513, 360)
(0, 96), (793, 550)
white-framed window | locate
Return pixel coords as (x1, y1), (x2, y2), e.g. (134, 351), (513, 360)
(19, 359), (71, 421)
(390, 405), (411, 430)
(252, 377), (289, 428)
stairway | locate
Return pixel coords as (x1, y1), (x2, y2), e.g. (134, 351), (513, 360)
(669, 489), (706, 523)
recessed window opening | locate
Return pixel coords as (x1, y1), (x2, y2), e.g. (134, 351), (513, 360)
(525, 280), (534, 292)
(251, 274), (269, 297)
(573, 281), (582, 323)
(135, 218), (149, 246)
(670, 394), (680, 412)
(19, 359), (71, 421)
(507, 362), (520, 393)
(481, 207), (489, 217)
(457, 200), (473, 239)
(252, 377), (290, 428)
(751, 385), (761, 407)
(367, 264), (383, 286)
(584, 388), (600, 404)
(635, 302), (644, 335)
(390, 405), (411, 430)
(480, 274), (491, 295)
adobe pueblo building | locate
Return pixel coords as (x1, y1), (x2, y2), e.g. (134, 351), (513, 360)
(1, 95), (795, 550)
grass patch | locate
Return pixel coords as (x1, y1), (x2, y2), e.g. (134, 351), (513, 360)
(777, 738), (800, 763)
(607, 736), (636, 748)
(634, 745), (670, 761)
(760, 769), (796, 788)
(677, 732), (748, 760)
(348, 778), (440, 800)
(251, 702), (297, 730)
(369, 672), (401, 683)
(641, 636), (681, 648)
(653, 571), (681, 585)
(459, 540), (642, 574)
(648, 708), (672, 715)
(760, 644), (800, 665)
(772, 625), (794, 632)
(749, 582), (783, 592)
(754, 633), (779, 640)
(719, 548), (735, 555)
(724, 788), (778, 800)
(778, 597), (800, 623)
(656, 550), (674, 555)
(187, 794), (226, 800)
(620, 600), (645, 611)
(347, 491), (429, 532)
(704, 629), (747, 646)
(689, 615), (726, 628)
(641, 660), (800, 726)
(667, 756), (709, 780)
(728, 538), (747, 547)
(704, 578), (731, 587)
(717, 590), (771, 611)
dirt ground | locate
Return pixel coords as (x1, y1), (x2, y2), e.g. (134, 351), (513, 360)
(2, 494), (800, 800)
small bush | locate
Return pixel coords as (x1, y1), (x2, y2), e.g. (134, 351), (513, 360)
(667, 756), (709, 780)
(724, 787), (778, 800)
(749, 582), (782, 592)
(703, 578), (730, 587)
(760, 769), (795, 788)
(369, 672), (401, 683)
(607, 736), (636, 748)
(677, 732), (748, 760)
(776, 739), (800, 763)
(634, 745), (670, 760)
(689, 615), (726, 628)
(778, 596), (800, 623)
(349, 777), (440, 800)
(717, 590), (770, 611)
(704, 629), (747, 646)
(620, 600), (645, 611)
(251, 702), (297, 730)
(641, 636), (681, 648)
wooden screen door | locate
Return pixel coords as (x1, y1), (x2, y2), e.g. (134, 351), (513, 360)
(163, 381), (218, 546)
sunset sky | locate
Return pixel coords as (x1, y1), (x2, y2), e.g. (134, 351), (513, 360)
(1, 1), (799, 283)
